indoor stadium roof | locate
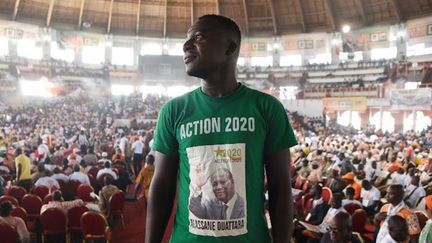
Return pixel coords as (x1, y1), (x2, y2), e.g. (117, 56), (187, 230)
(0, 0), (431, 38)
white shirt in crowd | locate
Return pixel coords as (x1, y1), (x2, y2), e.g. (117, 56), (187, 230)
(35, 176), (60, 189)
(342, 199), (362, 207)
(381, 234), (398, 243)
(97, 168), (118, 180)
(51, 173), (69, 182)
(404, 184), (426, 208)
(69, 171), (91, 185)
(119, 137), (128, 153)
(132, 140), (144, 154)
(361, 186), (381, 207)
(391, 173), (410, 187)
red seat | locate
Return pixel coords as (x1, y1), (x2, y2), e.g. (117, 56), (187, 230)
(415, 211), (428, 229)
(11, 206), (35, 231)
(294, 177), (304, 189)
(0, 195), (19, 206)
(108, 191), (125, 228)
(67, 205), (89, 239)
(21, 194), (43, 221)
(7, 186), (27, 203)
(40, 208), (68, 243)
(352, 209), (374, 242)
(57, 180), (68, 195)
(32, 186), (50, 200)
(0, 223), (19, 243)
(43, 194), (53, 204)
(68, 180), (82, 199)
(322, 187), (332, 204)
(344, 203), (362, 215)
(77, 184), (95, 202)
(81, 211), (111, 242)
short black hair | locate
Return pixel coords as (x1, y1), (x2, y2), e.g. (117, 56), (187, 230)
(0, 201), (12, 217)
(345, 187), (355, 196)
(198, 14), (241, 43)
(52, 191), (63, 201)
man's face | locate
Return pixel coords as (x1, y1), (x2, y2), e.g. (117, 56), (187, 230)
(211, 172), (235, 204)
(386, 187), (403, 205)
(183, 19), (232, 79)
(328, 218), (349, 242)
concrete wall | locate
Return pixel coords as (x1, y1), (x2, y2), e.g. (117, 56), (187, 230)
(283, 99), (324, 117)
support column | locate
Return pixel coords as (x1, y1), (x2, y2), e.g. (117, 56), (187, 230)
(393, 111), (404, 132)
(360, 109), (369, 131)
(379, 107), (383, 131)
(412, 110), (417, 131)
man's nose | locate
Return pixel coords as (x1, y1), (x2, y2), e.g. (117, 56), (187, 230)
(183, 39), (194, 52)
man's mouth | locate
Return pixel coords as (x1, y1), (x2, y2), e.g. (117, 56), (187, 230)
(184, 55), (196, 64)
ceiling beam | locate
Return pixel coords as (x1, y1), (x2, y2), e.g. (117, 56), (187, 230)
(354, 0), (368, 25)
(78, 0), (86, 29)
(323, 0), (337, 31)
(267, 0), (277, 35)
(215, 0), (220, 15)
(46, 0), (56, 27)
(107, 0), (114, 33)
(136, 0), (142, 34)
(190, 0), (194, 25)
(241, 0), (249, 35)
(293, 0), (306, 32)
(390, 0), (403, 22)
(12, 0), (21, 20)
(163, 0), (168, 37)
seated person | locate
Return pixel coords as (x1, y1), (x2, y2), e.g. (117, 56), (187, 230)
(0, 201), (30, 243)
(99, 176), (120, 215)
(34, 175), (60, 190)
(342, 187), (362, 206)
(419, 195), (432, 243)
(382, 215), (409, 243)
(320, 211), (361, 243)
(96, 161), (118, 180)
(69, 164), (90, 185)
(40, 191), (85, 214)
(360, 180), (380, 215)
(51, 167), (69, 182)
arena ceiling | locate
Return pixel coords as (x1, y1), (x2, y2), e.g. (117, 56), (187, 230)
(0, 0), (431, 38)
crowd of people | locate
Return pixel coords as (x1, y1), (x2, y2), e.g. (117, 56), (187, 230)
(0, 87), (431, 242)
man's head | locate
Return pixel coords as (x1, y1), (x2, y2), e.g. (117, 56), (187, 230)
(388, 215), (408, 242)
(328, 211), (352, 242)
(15, 147), (22, 156)
(104, 161), (111, 169)
(73, 164), (80, 172)
(345, 187), (355, 200)
(183, 15), (241, 79)
(52, 191), (63, 202)
(146, 154), (155, 165)
(309, 184), (323, 199)
(38, 163), (45, 172)
(0, 201), (12, 217)
(410, 175), (420, 186)
(210, 168), (235, 204)
(330, 193), (343, 209)
(104, 175), (113, 186)
(361, 180), (372, 190)
(386, 184), (404, 206)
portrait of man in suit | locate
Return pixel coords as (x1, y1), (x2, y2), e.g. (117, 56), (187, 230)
(189, 167), (245, 220)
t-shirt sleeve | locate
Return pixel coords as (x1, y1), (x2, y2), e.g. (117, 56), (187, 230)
(152, 102), (179, 156)
(264, 96), (297, 154)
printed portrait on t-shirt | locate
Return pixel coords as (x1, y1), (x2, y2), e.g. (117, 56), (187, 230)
(187, 143), (247, 237)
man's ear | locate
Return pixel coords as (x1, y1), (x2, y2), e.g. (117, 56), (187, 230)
(226, 41), (238, 55)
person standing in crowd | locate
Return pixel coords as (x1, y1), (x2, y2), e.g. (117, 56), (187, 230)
(374, 184), (421, 242)
(135, 154), (155, 201)
(131, 136), (144, 175)
(14, 147), (32, 192)
(146, 14), (296, 243)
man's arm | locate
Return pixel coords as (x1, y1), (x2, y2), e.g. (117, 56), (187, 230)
(265, 148), (293, 243)
(145, 151), (179, 243)
(16, 163), (22, 181)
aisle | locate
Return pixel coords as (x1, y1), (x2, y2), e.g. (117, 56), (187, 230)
(110, 198), (175, 243)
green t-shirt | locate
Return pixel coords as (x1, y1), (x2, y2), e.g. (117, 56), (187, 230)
(153, 83), (297, 243)
(419, 219), (432, 243)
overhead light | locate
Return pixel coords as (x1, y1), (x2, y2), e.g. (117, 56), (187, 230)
(82, 21), (91, 28)
(342, 25), (351, 33)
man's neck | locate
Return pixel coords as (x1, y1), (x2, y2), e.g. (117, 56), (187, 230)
(201, 78), (238, 97)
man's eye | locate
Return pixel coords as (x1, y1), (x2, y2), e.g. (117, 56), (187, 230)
(195, 34), (203, 40)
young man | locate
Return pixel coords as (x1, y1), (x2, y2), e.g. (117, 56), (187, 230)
(145, 15), (297, 243)
(382, 215), (409, 243)
(320, 212), (361, 243)
(374, 184), (421, 243)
